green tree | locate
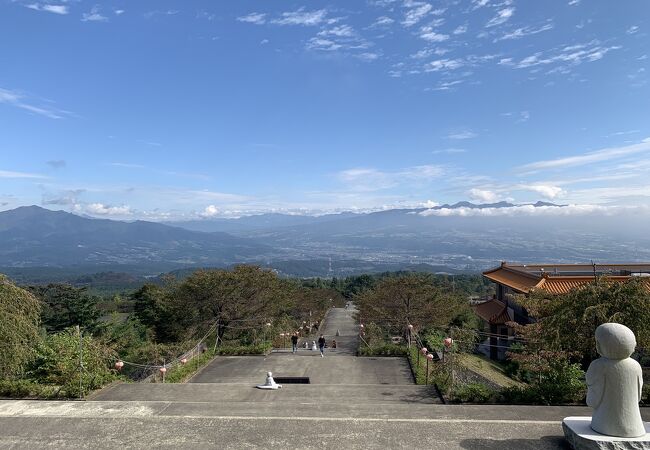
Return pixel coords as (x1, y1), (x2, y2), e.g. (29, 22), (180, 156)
(168, 265), (291, 342)
(131, 284), (172, 340)
(28, 284), (100, 333)
(516, 278), (650, 364)
(28, 327), (116, 397)
(358, 273), (467, 333)
(0, 275), (42, 378)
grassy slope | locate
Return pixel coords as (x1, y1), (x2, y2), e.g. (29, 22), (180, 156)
(456, 353), (523, 388)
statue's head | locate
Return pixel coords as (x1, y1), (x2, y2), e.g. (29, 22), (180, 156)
(595, 323), (636, 360)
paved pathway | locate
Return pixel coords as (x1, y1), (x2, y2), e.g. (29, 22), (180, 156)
(187, 305), (417, 387)
(2, 400), (647, 449)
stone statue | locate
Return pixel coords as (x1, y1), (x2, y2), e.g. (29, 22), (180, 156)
(586, 323), (645, 438)
(256, 371), (282, 390)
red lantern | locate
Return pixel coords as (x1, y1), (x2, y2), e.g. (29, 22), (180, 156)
(359, 324), (364, 328)
(408, 324), (414, 330)
(266, 322), (271, 327)
(444, 337), (453, 348)
(180, 358), (188, 365)
(114, 360), (124, 371)
(159, 367), (167, 374)
(426, 353), (434, 361)
(420, 347), (428, 355)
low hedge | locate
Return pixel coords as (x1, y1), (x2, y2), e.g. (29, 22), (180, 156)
(358, 344), (408, 357)
(215, 343), (272, 356)
(452, 383), (495, 403)
(0, 379), (62, 399)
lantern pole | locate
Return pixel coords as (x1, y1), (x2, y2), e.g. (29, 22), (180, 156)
(450, 327), (455, 395)
(77, 325), (83, 400)
(426, 355), (429, 385)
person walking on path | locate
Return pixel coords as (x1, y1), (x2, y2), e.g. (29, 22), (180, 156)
(318, 334), (326, 357)
(291, 332), (298, 354)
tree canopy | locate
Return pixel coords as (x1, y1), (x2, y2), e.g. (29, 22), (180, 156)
(28, 284), (100, 333)
(357, 273), (469, 333)
(0, 275), (42, 378)
(515, 278), (650, 363)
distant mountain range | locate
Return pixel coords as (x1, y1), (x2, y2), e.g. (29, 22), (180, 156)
(1, 203), (649, 279)
(0, 206), (268, 270)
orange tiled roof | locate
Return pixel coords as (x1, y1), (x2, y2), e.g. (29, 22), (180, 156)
(535, 276), (650, 295)
(482, 266), (540, 293)
(473, 299), (512, 325)
(483, 262), (650, 295)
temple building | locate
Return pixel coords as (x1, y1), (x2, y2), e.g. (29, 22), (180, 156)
(474, 262), (650, 360)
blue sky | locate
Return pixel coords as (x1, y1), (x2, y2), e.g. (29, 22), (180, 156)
(0, 0), (649, 220)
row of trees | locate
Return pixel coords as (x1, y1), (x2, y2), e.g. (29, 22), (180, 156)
(131, 265), (343, 345)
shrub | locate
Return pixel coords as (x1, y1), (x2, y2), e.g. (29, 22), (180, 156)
(358, 344), (408, 357)
(0, 379), (61, 399)
(453, 383), (495, 403)
(164, 350), (216, 383)
(27, 327), (117, 398)
(642, 384), (650, 406)
(216, 343), (272, 356)
(499, 363), (585, 406)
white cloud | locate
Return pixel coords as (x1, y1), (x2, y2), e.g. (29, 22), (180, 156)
(237, 12), (266, 25)
(82, 6), (108, 22)
(494, 23), (553, 42)
(25, 3), (69, 15)
(419, 204), (617, 217)
(519, 184), (566, 200)
(318, 25), (355, 38)
(500, 42), (621, 70)
(200, 205), (220, 218)
(338, 164), (445, 192)
(114, 9), (125, 16)
(402, 3), (432, 27)
(271, 8), (327, 26)
(432, 148), (466, 154)
(371, 16), (394, 27)
(425, 58), (464, 72)
(85, 203), (132, 216)
(486, 7), (514, 28)
(431, 80), (464, 91)
(306, 38), (342, 51)
(468, 188), (498, 202)
(0, 169), (48, 179)
(144, 10), (178, 19)
(627, 25), (639, 35)
(419, 200), (440, 208)
(357, 52), (380, 62)
(520, 138), (650, 171)
(419, 27), (449, 42)
(447, 130), (477, 139)
(453, 25), (468, 35)
(0, 87), (70, 119)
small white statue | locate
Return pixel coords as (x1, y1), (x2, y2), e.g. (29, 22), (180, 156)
(311, 340), (317, 351)
(304, 341), (309, 349)
(586, 323), (645, 438)
(256, 371), (282, 390)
